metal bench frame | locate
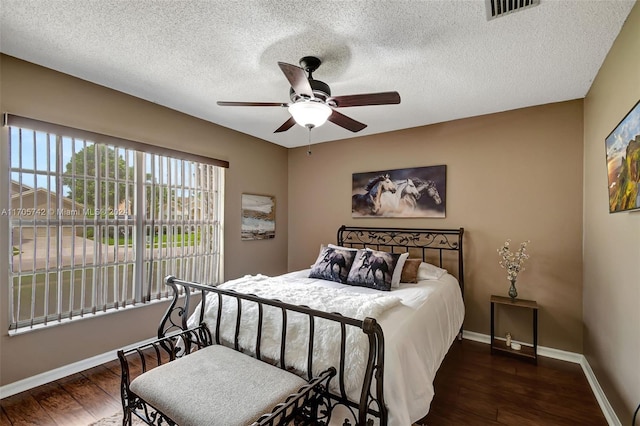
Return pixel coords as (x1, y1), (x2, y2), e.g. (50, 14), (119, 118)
(119, 318), (337, 426)
(118, 277), (385, 425)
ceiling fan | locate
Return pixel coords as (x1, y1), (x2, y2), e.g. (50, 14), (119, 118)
(217, 56), (401, 133)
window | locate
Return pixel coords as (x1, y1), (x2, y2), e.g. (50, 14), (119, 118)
(5, 115), (227, 332)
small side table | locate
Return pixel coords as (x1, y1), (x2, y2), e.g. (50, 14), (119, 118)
(490, 295), (538, 363)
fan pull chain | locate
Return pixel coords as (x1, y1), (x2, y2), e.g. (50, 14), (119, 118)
(307, 126), (312, 156)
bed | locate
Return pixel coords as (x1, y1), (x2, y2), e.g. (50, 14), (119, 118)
(157, 226), (465, 425)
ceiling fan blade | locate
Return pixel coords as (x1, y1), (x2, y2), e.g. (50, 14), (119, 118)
(328, 110), (367, 132)
(217, 101), (287, 107)
(330, 91), (401, 108)
(274, 117), (297, 133)
(278, 62), (313, 98)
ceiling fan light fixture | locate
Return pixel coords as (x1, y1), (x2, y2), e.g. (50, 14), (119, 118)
(288, 101), (332, 129)
(219, 57), (399, 133)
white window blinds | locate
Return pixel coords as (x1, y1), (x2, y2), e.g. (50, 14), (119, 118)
(4, 114), (226, 332)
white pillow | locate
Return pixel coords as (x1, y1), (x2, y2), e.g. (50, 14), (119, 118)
(417, 262), (448, 280)
(391, 252), (410, 287)
(328, 244), (358, 251)
(311, 244), (328, 268)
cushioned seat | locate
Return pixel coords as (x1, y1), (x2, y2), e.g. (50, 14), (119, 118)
(130, 345), (307, 426)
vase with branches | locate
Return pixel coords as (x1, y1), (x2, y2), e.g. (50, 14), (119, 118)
(497, 239), (530, 301)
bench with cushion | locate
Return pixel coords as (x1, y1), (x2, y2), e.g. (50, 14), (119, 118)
(119, 274), (387, 425)
(118, 323), (335, 426)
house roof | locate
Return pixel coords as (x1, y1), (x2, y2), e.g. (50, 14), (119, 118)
(10, 180), (33, 196)
(11, 180), (87, 211)
(0, 0), (635, 148)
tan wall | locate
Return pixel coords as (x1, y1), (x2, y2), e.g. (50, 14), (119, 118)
(289, 100), (584, 353)
(0, 55), (289, 386)
(583, 2), (640, 424)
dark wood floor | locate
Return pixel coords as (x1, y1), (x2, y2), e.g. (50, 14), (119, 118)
(1, 339), (606, 425)
(420, 340), (607, 425)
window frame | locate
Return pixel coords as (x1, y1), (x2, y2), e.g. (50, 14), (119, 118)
(4, 114), (227, 333)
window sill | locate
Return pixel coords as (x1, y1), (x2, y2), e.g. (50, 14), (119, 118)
(7, 295), (180, 337)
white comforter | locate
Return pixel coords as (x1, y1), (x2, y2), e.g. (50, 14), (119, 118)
(187, 269), (464, 426)
(187, 274), (401, 395)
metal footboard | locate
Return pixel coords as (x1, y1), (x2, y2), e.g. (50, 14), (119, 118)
(159, 275), (388, 426)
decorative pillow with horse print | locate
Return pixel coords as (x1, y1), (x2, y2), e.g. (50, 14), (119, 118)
(346, 249), (401, 291)
(309, 246), (357, 284)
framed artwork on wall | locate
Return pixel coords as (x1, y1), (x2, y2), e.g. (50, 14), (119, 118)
(605, 99), (640, 213)
(352, 165), (446, 218)
(241, 193), (276, 240)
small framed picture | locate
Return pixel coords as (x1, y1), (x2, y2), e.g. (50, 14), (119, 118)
(241, 193), (275, 240)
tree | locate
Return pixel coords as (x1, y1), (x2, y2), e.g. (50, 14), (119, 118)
(63, 144), (134, 213)
(145, 173), (171, 218)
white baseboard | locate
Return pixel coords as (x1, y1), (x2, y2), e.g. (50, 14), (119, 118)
(580, 356), (622, 426)
(0, 336), (156, 399)
(462, 329), (492, 344)
(461, 330), (621, 426)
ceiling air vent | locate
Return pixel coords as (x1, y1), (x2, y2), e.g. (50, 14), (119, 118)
(486, 0), (540, 20)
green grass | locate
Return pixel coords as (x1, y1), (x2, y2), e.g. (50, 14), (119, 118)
(149, 231), (202, 248)
(94, 231), (202, 247)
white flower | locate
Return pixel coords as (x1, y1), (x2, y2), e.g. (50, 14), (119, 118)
(497, 239), (530, 282)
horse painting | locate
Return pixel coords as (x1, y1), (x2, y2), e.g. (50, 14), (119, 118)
(379, 178), (442, 215)
(352, 174), (397, 215)
(352, 165), (446, 218)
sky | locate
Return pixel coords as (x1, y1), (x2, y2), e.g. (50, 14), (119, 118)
(10, 127), (199, 199)
(605, 101), (640, 160)
(11, 128), (65, 191)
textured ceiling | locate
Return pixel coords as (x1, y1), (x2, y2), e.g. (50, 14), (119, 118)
(0, 1), (635, 148)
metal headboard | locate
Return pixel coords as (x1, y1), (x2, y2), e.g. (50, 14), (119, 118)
(337, 225), (465, 300)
